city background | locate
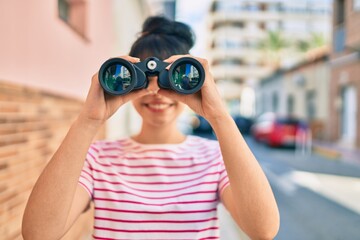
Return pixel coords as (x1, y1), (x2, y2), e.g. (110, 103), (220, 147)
(0, 0), (359, 239)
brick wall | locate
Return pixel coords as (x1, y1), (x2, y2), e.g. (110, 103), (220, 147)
(0, 81), (105, 239)
(346, 0), (360, 48)
(329, 62), (360, 147)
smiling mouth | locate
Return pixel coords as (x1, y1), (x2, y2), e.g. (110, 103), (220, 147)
(143, 103), (175, 111)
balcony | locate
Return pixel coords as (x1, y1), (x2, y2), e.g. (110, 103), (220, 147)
(210, 11), (330, 26)
(209, 48), (263, 63)
(211, 64), (274, 81)
(211, 27), (266, 40)
(211, 12), (280, 24)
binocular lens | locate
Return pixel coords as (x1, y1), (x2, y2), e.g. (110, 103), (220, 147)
(102, 64), (132, 92)
(171, 63), (201, 91)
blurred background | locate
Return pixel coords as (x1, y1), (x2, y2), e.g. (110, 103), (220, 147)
(0, 0), (359, 239)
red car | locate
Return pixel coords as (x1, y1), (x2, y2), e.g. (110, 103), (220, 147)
(251, 113), (308, 147)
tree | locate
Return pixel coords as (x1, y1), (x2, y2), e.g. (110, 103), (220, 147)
(296, 33), (327, 52)
(260, 31), (288, 67)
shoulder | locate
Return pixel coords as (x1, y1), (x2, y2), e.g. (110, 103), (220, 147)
(86, 138), (133, 161)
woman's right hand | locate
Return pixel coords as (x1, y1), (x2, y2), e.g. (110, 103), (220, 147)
(78, 56), (149, 127)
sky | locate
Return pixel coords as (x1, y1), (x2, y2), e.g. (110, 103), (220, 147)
(175, 0), (212, 57)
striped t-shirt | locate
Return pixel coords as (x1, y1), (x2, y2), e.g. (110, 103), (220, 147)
(78, 135), (230, 240)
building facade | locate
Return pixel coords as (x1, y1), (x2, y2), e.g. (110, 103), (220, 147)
(0, 0), (149, 238)
(257, 50), (331, 140)
(329, 0), (360, 148)
(208, 0), (332, 115)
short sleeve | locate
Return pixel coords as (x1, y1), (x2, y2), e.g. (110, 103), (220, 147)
(218, 155), (230, 198)
(78, 143), (99, 199)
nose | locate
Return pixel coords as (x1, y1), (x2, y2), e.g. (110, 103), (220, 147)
(146, 76), (160, 94)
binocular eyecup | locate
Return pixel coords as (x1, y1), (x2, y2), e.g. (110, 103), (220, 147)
(98, 57), (205, 95)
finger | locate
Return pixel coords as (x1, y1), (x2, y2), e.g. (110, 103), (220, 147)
(164, 54), (191, 70)
(115, 55), (141, 63)
(163, 54), (189, 63)
(88, 72), (104, 99)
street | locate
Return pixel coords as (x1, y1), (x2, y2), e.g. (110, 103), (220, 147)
(199, 134), (360, 239)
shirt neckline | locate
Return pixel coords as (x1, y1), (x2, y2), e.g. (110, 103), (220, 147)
(126, 135), (192, 149)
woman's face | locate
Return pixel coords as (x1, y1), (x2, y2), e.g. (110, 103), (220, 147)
(132, 76), (185, 128)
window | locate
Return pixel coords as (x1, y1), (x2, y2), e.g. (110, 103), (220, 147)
(287, 95), (294, 115)
(354, 0), (360, 11)
(335, 0), (345, 24)
(58, 0), (88, 39)
(306, 90), (316, 120)
(272, 92), (279, 113)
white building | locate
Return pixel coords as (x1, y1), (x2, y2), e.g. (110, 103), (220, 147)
(256, 49), (331, 139)
(208, 0), (332, 116)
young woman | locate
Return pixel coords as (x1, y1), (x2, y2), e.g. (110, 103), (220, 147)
(22, 16), (279, 240)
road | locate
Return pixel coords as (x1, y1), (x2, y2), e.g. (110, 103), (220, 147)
(197, 133), (360, 240)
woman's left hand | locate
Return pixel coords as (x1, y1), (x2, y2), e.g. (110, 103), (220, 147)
(158, 55), (230, 123)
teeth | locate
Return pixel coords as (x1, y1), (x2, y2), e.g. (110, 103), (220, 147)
(147, 104), (169, 110)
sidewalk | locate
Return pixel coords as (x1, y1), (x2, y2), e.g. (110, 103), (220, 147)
(312, 140), (360, 165)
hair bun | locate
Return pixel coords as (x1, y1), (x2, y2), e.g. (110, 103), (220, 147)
(141, 16), (195, 49)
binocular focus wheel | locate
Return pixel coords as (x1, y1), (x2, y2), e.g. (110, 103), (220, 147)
(147, 60), (157, 70)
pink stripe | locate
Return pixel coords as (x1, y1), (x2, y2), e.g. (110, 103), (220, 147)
(92, 236), (213, 240)
(87, 151), (97, 161)
(113, 139), (132, 145)
(81, 169), (93, 180)
(219, 175), (227, 184)
(98, 151), (219, 161)
(132, 147), (213, 155)
(93, 178), (218, 193)
(97, 155), (220, 169)
(93, 188), (217, 199)
(85, 159), (94, 170)
(101, 145), (141, 151)
(91, 162), (220, 177)
(99, 146), (216, 156)
(95, 207), (217, 214)
(94, 216), (218, 223)
(94, 226), (218, 233)
(90, 145), (100, 153)
(79, 175), (92, 184)
(96, 171), (222, 185)
(92, 236), (217, 240)
(219, 168), (226, 175)
(94, 198), (217, 206)
(98, 155), (123, 159)
(199, 237), (219, 240)
(78, 181), (92, 196)
(219, 180), (230, 194)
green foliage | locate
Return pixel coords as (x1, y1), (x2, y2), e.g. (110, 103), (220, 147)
(296, 33), (327, 52)
(260, 31), (288, 51)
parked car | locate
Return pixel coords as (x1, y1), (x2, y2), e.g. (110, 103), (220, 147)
(232, 115), (253, 135)
(251, 112), (308, 147)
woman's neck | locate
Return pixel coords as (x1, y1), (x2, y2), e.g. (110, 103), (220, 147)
(131, 123), (186, 144)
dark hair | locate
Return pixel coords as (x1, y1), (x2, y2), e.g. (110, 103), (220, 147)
(129, 16), (195, 60)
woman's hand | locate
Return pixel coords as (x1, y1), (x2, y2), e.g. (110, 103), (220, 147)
(158, 55), (230, 124)
(78, 56), (149, 127)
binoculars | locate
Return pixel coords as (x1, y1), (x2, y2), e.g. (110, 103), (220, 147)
(99, 56), (205, 95)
